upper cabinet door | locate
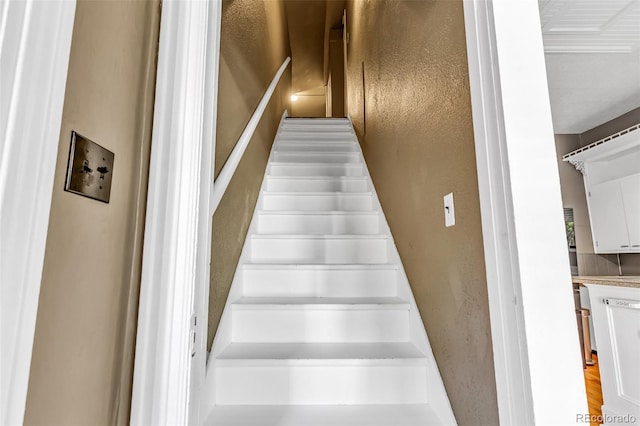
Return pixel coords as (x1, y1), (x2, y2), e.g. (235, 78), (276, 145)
(589, 180), (630, 252)
(620, 174), (640, 249)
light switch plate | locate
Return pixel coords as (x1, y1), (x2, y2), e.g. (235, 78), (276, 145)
(444, 192), (455, 227)
(64, 131), (114, 203)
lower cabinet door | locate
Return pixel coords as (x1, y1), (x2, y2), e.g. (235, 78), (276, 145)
(587, 284), (640, 425)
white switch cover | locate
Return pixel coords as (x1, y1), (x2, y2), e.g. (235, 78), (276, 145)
(444, 192), (455, 227)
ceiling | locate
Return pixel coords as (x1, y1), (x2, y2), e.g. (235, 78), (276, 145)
(539, 0), (640, 133)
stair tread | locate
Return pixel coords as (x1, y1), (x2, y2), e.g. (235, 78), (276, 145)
(276, 141), (359, 145)
(251, 234), (386, 239)
(284, 117), (350, 121)
(233, 296), (408, 308)
(270, 162), (362, 166)
(216, 342), (426, 361)
(243, 263), (397, 270)
(273, 151), (358, 155)
(266, 176), (366, 180)
(265, 175), (369, 182)
(275, 144), (358, 149)
(263, 191), (371, 196)
(257, 210), (378, 215)
(204, 404), (443, 426)
(283, 121), (350, 124)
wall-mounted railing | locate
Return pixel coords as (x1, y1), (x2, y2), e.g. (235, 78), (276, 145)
(209, 56), (291, 215)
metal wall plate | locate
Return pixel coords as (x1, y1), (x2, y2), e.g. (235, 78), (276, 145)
(64, 131), (114, 203)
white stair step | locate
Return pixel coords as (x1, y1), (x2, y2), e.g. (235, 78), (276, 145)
(257, 211), (379, 234)
(275, 142), (358, 152)
(279, 128), (353, 136)
(214, 342), (427, 405)
(281, 123), (351, 132)
(265, 176), (368, 192)
(262, 192), (373, 211)
(242, 264), (398, 298)
(231, 297), (410, 343)
(215, 361), (427, 404)
(250, 234), (387, 264)
(281, 123), (352, 132)
(272, 151), (361, 163)
(269, 162), (364, 177)
(205, 404), (443, 426)
(284, 117), (350, 125)
(278, 132), (354, 141)
(216, 342), (425, 361)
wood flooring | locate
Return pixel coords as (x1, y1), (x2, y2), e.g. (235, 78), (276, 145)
(584, 354), (603, 426)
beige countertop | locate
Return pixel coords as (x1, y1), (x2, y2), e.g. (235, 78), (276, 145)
(573, 276), (640, 289)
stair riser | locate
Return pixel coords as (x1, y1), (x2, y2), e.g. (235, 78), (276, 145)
(257, 213), (379, 235)
(284, 118), (349, 125)
(281, 124), (352, 132)
(272, 152), (361, 163)
(215, 365), (427, 405)
(279, 133), (352, 141)
(262, 194), (373, 211)
(242, 268), (397, 298)
(275, 143), (358, 152)
(231, 309), (409, 343)
(269, 164), (364, 177)
(265, 178), (368, 192)
(251, 238), (387, 263)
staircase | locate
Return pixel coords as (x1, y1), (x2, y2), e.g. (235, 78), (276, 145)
(203, 117), (456, 425)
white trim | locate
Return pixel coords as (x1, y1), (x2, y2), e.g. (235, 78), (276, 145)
(0, 1), (76, 424)
(191, 0), (222, 423)
(464, 0), (588, 424)
(130, 0), (221, 424)
(462, 2), (533, 423)
(563, 123), (640, 161)
(210, 56), (291, 215)
(200, 110), (289, 420)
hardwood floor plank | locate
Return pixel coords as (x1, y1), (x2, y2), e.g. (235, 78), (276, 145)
(584, 354), (602, 426)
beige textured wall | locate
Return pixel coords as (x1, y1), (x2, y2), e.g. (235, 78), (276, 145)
(208, 0), (291, 348)
(344, 1), (498, 424)
(580, 107), (640, 146)
(25, 1), (160, 424)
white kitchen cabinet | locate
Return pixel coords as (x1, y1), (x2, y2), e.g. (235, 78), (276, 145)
(564, 125), (640, 254)
(620, 174), (640, 249)
(586, 284), (640, 425)
(588, 179), (630, 252)
(587, 173), (640, 253)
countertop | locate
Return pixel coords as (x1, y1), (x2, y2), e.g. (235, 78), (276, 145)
(573, 276), (640, 289)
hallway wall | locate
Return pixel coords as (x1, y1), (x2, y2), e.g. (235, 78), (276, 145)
(25, 1), (160, 424)
(344, 1), (499, 424)
(208, 0), (291, 349)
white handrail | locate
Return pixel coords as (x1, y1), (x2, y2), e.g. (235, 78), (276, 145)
(210, 56), (291, 215)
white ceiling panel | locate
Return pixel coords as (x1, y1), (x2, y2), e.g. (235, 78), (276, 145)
(540, 0), (640, 53)
(540, 0), (640, 133)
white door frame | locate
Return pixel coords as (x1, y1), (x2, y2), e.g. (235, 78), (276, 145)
(463, 0), (588, 424)
(130, 0), (221, 424)
(0, 1), (76, 424)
